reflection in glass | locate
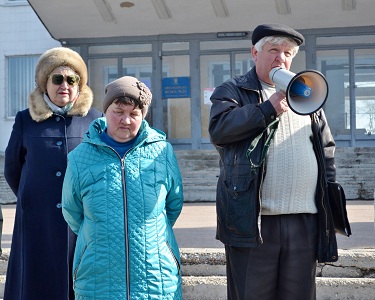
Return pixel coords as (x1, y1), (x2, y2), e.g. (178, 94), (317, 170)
(88, 58), (118, 111)
(200, 54), (230, 139)
(317, 50), (350, 136)
(354, 49), (375, 135)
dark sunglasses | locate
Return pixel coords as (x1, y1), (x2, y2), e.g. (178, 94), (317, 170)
(49, 74), (80, 86)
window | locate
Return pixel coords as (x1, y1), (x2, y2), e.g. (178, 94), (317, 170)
(7, 55), (39, 117)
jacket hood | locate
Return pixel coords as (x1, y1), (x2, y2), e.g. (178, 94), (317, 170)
(28, 85), (94, 122)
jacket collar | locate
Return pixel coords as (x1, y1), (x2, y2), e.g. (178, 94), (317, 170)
(235, 67), (261, 91)
(85, 118), (166, 148)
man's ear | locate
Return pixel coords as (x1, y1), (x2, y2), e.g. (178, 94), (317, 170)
(251, 46), (257, 62)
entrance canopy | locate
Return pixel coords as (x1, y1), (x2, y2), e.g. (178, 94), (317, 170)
(28, 0), (374, 41)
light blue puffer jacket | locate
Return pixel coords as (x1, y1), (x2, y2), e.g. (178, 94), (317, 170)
(62, 117), (184, 299)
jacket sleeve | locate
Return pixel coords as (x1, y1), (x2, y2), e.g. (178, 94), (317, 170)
(208, 82), (277, 147)
(62, 154), (84, 235)
(318, 110), (336, 182)
(4, 111), (25, 196)
(165, 143), (184, 227)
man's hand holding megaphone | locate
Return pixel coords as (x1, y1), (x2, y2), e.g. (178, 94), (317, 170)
(268, 90), (289, 116)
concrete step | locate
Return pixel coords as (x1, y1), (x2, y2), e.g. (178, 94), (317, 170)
(182, 276), (375, 300)
(2, 148), (375, 205)
(1, 248), (374, 299)
(180, 248), (375, 300)
(183, 276), (226, 300)
(181, 176), (218, 183)
(181, 248), (375, 277)
(172, 149), (375, 201)
(0, 249), (8, 299)
(183, 191), (216, 202)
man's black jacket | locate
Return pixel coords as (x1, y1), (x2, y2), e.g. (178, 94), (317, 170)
(209, 67), (338, 263)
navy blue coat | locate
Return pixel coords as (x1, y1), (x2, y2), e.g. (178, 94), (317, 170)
(4, 85), (102, 300)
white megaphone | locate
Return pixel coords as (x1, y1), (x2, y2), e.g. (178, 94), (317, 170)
(269, 67), (329, 115)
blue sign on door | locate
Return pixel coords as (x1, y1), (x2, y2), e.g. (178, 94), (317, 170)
(162, 77), (190, 99)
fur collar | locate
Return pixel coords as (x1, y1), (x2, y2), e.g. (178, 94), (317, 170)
(29, 85), (94, 122)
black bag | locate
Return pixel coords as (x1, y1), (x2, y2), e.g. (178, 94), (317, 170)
(327, 181), (352, 237)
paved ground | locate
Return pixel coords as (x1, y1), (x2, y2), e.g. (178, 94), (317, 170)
(1, 201), (374, 250)
(173, 200), (375, 250)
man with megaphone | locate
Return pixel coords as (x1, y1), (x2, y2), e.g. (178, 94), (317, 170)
(209, 23), (339, 300)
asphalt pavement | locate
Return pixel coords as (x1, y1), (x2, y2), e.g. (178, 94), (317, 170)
(1, 200), (374, 251)
(173, 200), (375, 250)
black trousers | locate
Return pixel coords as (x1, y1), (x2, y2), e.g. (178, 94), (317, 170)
(225, 214), (318, 300)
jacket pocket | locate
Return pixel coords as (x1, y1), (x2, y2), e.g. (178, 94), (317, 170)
(224, 176), (257, 237)
(73, 245), (87, 284)
(166, 241), (181, 276)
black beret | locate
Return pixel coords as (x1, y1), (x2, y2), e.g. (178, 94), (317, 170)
(251, 23), (304, 46)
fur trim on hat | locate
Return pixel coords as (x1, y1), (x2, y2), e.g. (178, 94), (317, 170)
(29, 85), (93, 122)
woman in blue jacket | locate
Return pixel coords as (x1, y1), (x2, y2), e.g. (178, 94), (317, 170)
(62, 76), (184, 299)
(4, 47), (102, 300)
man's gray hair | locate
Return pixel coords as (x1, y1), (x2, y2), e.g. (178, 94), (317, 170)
(254, 36), (299, 56)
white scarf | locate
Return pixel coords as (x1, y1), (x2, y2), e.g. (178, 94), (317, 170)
(43, 93), (75, 115)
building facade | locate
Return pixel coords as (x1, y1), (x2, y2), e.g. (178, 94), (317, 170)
(65, 28), (375, 150)
(0, 0), (60, 151)
(2, 1), (375, 152)
(1, 1), (375, 201)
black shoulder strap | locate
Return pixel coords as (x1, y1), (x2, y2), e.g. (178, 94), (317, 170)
(246, 118), (279, 170)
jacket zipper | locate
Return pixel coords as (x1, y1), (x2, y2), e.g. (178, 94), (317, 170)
(101, 145), (131, 298)
(88, 126), (152, 299)
(73, 245), (87, 285)
(257, 160), (266, 244)
(256, 111), (271, 245)
(121, 157), (131, 300)
(311, 114), (330, 243)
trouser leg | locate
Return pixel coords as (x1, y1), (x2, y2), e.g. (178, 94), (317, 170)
(225, 214), (318, 300)
(277, 214), (318, 300)
(225, 243), (279, 300)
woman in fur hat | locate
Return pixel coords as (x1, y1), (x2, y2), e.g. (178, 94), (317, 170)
(4, 47), (103, 300)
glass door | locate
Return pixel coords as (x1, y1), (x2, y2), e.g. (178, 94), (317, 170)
(161, 55), (191, 139)
(317, 48), (375, 146)
(354, 49), (375, 136)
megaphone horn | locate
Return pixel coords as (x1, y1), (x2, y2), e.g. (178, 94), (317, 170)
(269, 67), (329, 115)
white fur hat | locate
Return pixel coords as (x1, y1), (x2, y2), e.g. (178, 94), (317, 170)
(28, 47), (94, 122)
(34, 47), (88, 92)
